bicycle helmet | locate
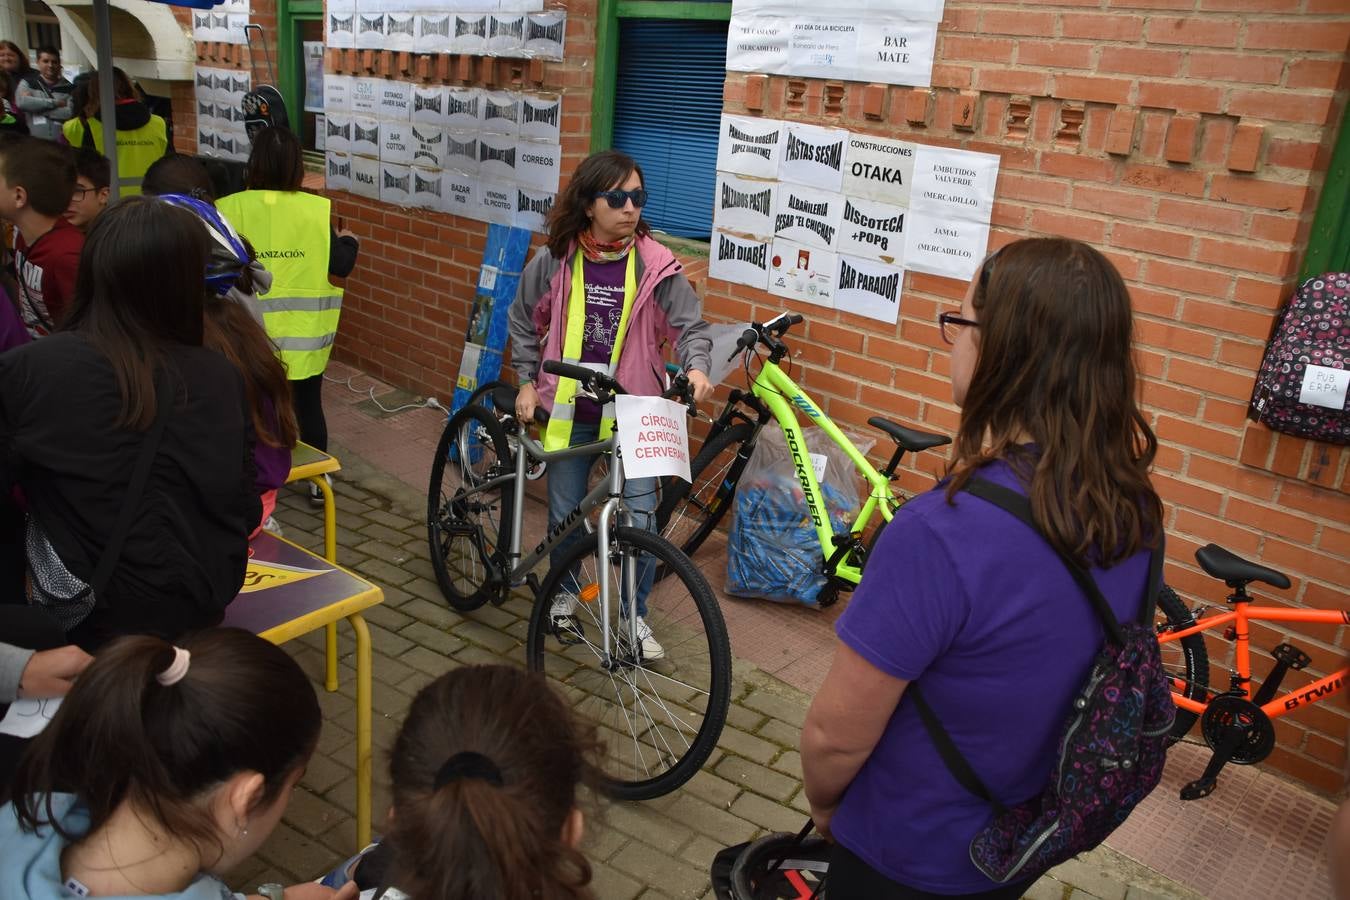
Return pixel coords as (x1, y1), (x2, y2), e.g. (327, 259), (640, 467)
(154, 192), (250, 295)
(710, 828), (831, 899)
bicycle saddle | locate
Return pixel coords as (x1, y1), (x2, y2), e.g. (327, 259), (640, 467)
(867, 417), (951, 453)
(1195, 543), (1291, 590)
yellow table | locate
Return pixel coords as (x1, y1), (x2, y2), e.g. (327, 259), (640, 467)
(286, 442), (342, 691)
(223, 531), (382, 846)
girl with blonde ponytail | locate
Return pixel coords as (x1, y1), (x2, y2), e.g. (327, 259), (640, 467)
(325, 664), (600, 900)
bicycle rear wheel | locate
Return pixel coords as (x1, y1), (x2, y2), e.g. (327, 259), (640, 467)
(1155, 584), (1210, 741)
(655, 422), (757, 562)
(427, 405), (513, 611)
(526, 526), (731, 800)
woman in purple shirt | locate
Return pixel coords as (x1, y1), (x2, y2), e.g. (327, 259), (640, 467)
(801, 237), (1164, 898)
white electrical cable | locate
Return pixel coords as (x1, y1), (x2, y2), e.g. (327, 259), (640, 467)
(323, 373), (446, 415)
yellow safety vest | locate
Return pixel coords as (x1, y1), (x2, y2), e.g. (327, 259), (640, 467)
(216, 190), (343, 380)
(543, 250), (637, 451)
(62, 115), (167, 195)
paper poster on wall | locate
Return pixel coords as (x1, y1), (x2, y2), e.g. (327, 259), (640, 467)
(499, 0), (546, 11)
(786, 20), (860, 80)
(442, 170), (478, 216)
(381, 163), (412, 206)
(482, 91), (521, 136)
(842, 133), (915, 206)
(326, 11), (355, 48)
(324, 74), (352, 114)
(478, 133), (518, 181)
(716, 115), (783, 179)
(327, 0), (353, 11)
(768, 238), (835, 308)
(411, 167), (443, 210)
(773, 183), (842, 251)
(454, 14), (489, 54)
(410, 123), (445, 168)
(415, 14), (451, 54)
(834, 255), (904, 323)
(726, 16), (789, 74)
(778, 122), (847, 192)
(324, 113), (352, 153)
(855, 20), (937, 88)
(377, 79), (412, 122)
(836, 195), (906, 264)
(488, 14), (526, 55)
(519, 94), (560, 143)
(710, 230), (771, 291)
(515, 186), (555, 233)
(446, 88), (482, 130)
(907, 146), (999, 222)
(326, 152), (352, 192)
(351, 154), (380, 199)
(356, 13), (384, 50)
(524, 12), (566, 59)
(714, 172), (776, 238)
(903, 216), (989, 281)
(351, 116), (380, 157)
(351, 77), (379, 116)
(445, 132), (479, 174)
(315, 115), (327, 151)
(380, 121), (414, 165)
(412, 85), (444, 125)
(385, 13), (416, 52)
(479, 182), (516, 225)
(516, 141), (562, 191)
(303, 42), (325, 113)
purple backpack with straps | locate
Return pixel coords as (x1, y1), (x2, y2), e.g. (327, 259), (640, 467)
(1250, 273), (1349, 445)
(911, 478), (1175, 885)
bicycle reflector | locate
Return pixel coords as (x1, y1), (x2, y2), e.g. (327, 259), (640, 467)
(579, 583), (600, 604)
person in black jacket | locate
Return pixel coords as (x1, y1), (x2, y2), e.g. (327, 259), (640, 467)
(0, 195), (259, 649)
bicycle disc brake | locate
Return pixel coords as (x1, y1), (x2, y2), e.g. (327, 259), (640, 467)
(1200, 695), (1275, 765)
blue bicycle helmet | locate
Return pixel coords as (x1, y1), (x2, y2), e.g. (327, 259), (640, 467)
(155, 192), (250, 295)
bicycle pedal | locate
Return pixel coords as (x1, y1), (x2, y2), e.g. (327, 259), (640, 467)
(1270, 643), (1310, 670)
(1180, 777), (1217, 801)
(551, 615), (585, 646)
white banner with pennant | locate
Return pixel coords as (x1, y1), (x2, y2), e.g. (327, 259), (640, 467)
(616, 395), (691, 483)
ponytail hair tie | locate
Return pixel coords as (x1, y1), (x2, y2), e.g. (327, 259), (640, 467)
(156, 646), (192, 686)
(434, 751), (503, 789)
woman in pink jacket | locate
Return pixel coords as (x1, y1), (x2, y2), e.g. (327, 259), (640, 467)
(508, 150), (713, 659)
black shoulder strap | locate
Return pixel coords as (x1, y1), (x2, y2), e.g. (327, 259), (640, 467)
(908, 683), (1006, 815)
(80, 116), (94, 150)
(90, 370), (172, 602)
(963, 477), (1127, 647)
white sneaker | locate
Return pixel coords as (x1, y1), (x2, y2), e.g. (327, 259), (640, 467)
(262, 515), (283, 536)
(550, 592), (580, 640)
(308, 473), (332, 508)
(634, 616), (664, 661)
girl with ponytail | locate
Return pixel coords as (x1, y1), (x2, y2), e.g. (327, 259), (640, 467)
(0, 628), (340, 900)
(325, 664), (600, 900)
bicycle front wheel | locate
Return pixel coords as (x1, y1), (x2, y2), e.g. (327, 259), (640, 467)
(526, 526), (731, 800)
(427, 405), (513, 611)
(1156, 584), (1210, 741)
(656, 422), (757, 562)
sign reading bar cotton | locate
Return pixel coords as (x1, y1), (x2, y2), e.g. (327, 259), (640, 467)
(615, 396), (691, 482)
(727, 0), (943, 88)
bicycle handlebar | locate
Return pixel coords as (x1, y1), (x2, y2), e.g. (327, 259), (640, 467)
(730, 312), (804, 360)
(539, 360), (698, 416)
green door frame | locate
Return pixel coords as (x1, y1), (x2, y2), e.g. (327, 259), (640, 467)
(1301, 102), (1350, 278)
(590, 0), (732, 153)
(276, 0), (324, 135)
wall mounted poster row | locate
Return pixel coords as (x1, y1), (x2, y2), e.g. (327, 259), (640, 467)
(325, 9), (564, 59)
(708, 114), (999, 323)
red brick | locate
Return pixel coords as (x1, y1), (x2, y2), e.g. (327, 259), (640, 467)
(1074, 185), (1155, 220)
(980, 9), (1057, 36)
(1155, 198), (1245, 235)
(1156, 414), (1243, 457)
(1187, 51), (1284, 85)
(1229, 89), (1337, 126)
(1113, 223), (1195, 260)
(1265, 138), (1324, 170)
(1105, 107), (1138, 156)
(1130, 286), (1179, 317)
(1226, 122), (1264, 172)
(1234, 276), (1295, 310)
(862, 83), (886, 120)
(1164, 113), (1199, 163)
(1168, 358), (1257, 402)
(1123, 163), (1206, 198)
(1249, 213), (1302, 244)
(1146, 16), (1241, 47)
(1146, 259), (1234, 296)
(744, 74), (768, 112)
(1137, 82), (1225, 114)
(1211, 175), (1310, 211)
(1028, 209), (1108, 242)
(1141, 381), (1204, 418)
(1285, 58), (1347, 91)
(1172, 509), (1262, 555)
(1017, 40), (1094, 69)
(1053, 74), (1133, 105)
(1246, 20), (1350, 52)
(1186, 454), (1279, 501)
(1039, 151), (1116, 182)
(1183, 299), (1279, 341)
(975, 69), (1050, 95)
(1135, 319), (1217, 357)
(1061, 13), (1145, 41)
(1195, 237), (1295, 278)
(942, 36), (1015, 64)
(996, 172), (1071, 205)
(1098, 47), (1184, 77)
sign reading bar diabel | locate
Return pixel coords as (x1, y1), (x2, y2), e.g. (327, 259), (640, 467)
(709, 114), (1000, 324)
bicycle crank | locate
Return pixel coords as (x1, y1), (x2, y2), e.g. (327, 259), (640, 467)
(1180, 695), (1276, 801)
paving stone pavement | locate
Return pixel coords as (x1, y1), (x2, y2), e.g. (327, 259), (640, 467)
(225, 442), (1201, 900)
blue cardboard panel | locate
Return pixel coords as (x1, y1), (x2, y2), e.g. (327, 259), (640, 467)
(453, 225), (532, 414)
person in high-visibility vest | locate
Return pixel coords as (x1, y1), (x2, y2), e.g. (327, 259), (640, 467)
(217, 127), (359, 506)
(61, 68), (166, 197)
(509, 150), (714, 660)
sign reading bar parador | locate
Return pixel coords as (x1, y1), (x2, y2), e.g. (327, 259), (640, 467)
(615, 396), (691, 483)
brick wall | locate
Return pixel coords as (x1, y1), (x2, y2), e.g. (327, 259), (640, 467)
(178, 0), (1350, 793)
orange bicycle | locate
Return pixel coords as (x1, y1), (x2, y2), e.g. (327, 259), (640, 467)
(1156, 543), (1348, 800)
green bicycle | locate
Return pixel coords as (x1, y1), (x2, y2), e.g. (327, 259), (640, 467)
(656, 313), (951, 606)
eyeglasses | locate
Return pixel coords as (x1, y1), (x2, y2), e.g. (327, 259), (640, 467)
(70, 185), (95, 202)
(938, 311), (979, 344)
(593, 188), (648, 210)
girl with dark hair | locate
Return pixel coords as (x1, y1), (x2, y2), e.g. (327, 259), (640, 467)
(507, 150), (713, 658)
(0, 196), (259, 649)
(61, 66), (167, 195)
(218, 127), (359, 504)
(0, 628), (335, 899)
(800, 238), (1164, 898)
(0, 42), (31, 133)
(323, 664), (600, 900)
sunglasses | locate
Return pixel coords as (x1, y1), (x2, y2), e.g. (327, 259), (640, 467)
(593, 188), (648, 209)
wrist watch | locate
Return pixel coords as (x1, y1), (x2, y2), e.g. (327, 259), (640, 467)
(258, 884), (285, 900)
